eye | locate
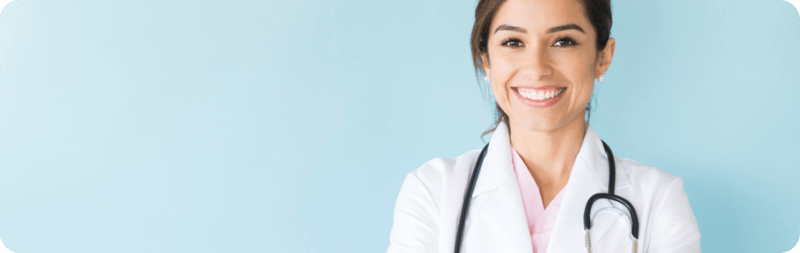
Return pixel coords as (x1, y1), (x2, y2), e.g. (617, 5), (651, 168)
(501, 37), (524, 48)
(553, 36), (579, 47)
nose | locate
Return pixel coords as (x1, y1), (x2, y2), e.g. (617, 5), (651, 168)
(520, 45), (553, 80)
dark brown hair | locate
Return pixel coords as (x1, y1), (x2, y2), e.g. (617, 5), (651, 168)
(470, 0), (613, 138)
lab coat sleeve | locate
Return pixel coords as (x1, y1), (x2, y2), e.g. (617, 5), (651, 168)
(387, 170), (441, 253)
(646, 177), (702, 253)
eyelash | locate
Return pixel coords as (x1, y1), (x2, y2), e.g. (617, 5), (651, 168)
(500, 36), (579, 48)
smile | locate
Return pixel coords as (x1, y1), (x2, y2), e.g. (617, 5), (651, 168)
(513, 86), (567, 108)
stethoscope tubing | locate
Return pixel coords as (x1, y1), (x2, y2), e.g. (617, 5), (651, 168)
(453, 142), (490, 253)
(583, 141), (640, 240)
(454, 140), (639, 253)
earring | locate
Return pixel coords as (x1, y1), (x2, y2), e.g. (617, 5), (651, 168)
(597, 75), (605, 82)
(483, 76), (490, 83)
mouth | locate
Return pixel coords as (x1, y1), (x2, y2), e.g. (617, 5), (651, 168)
(512, 86), (567, 108)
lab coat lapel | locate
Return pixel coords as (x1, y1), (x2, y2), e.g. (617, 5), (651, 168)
(463, 123), (633, 253)
(466, 121), (532, 253)
(546, 126), (633, 253)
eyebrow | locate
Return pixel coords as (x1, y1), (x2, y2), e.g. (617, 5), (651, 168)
(493, 23), (585, 34)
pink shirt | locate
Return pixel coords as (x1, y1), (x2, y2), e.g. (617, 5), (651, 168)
(510, 145), (565, 253)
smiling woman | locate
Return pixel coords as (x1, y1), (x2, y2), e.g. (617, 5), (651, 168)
(386, 0), (700, 252)
(473, 0), (612, 137)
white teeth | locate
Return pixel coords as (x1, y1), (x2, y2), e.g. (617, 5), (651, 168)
(519, 88), (564, 101)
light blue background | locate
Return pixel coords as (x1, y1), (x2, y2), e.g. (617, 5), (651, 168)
(0, 0), (797, 252)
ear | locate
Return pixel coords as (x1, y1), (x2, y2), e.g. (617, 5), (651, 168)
(596, 37), (615, 77)
(481, 53), (491, 78)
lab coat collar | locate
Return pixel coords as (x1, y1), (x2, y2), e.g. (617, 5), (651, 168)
(469, 121), (632, 252)
(472, 121), (631, 196)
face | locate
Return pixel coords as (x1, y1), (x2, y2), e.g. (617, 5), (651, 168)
(482, 0), (614, 132)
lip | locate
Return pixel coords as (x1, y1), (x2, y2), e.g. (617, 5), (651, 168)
(513, 86), (566, 108)
(512, 85), (563, 91)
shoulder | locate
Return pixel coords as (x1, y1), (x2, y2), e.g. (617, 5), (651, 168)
(388, 148), (484, 249)
(615, 159), (701, 250)
(389, 150), (481, 252)
(616, 157), (698, 228)
(617, 157), (682, 191)
(392, 148), (483, 216)
(407, 148), (482, 186)
(615, 157), (695, 215)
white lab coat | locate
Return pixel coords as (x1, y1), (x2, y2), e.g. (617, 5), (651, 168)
(387, 122), (701, 253)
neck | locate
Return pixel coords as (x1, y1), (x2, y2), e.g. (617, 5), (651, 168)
(508, 111), (587, 189)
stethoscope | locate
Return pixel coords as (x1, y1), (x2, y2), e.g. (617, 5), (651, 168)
(454, 140), (640, 253)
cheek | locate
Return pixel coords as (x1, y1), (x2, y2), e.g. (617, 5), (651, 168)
(559, 56), (596, 104)
(489, 60), (516, 107)
(568, 78), (594, 110)
(491, 79), (511, 110)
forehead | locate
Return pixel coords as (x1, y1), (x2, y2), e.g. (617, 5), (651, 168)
(492, 0), (592, 34)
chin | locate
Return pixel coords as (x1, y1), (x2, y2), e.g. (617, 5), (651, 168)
(512, 117), (565, 132)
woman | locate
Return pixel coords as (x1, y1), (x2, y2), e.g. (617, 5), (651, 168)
(386, 0), (701, 252)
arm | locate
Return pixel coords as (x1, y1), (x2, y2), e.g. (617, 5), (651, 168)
(646, 177), (702, 253)
(387, 171), (440, 253)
